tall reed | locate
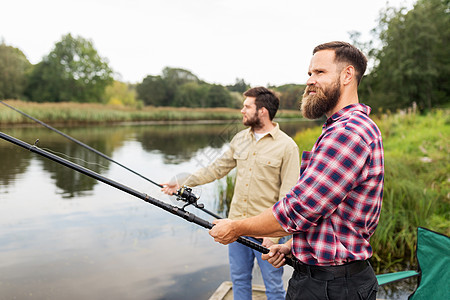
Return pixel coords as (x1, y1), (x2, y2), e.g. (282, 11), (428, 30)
(0, 100), (302, 125)
(0, 100), (244, 124)
(370, 109), (449, 271)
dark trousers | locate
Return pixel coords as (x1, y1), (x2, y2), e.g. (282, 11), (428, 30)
(286, 261), (378, 300)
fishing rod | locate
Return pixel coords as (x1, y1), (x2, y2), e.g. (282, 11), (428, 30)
(0, 100), (221, 219)
(0, 131), (293, 268)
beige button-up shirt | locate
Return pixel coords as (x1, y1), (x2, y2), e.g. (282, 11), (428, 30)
(184, 123), (300, 222)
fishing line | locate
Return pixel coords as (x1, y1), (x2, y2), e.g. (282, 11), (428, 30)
(0, 131), (293, 267)
(0, 100), (221, 219)
(41, 147), (110, 170)
(0, 100), (162, 187)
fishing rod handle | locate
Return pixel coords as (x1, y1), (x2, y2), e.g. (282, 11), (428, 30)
(235, 237), (294, 267)
(205, 221), (294, 267)
(162, 208), (295, 267)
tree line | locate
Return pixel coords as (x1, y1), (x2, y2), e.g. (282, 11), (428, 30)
(0, 33), (304, 110)
(356, 0), (448, 112)
(0, 0), (447, 113)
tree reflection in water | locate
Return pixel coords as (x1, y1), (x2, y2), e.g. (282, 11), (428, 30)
(0, 119), (328, 300)
(0, 120), (320, 198)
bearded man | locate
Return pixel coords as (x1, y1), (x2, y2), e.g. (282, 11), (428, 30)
(162, 86), (300, 300)
(210, 41), (385, 300)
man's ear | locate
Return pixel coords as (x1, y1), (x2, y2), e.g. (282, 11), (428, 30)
(259, 107), (268, 117)
(342, 65), (355, 86)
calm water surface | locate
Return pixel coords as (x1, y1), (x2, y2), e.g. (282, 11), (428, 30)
(0, 120), (413, 299)
(0, 120), (317, 300)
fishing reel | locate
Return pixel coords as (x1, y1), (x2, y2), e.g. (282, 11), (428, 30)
(176, 185), (204, 210)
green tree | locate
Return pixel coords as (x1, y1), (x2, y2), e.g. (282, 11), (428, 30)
(137, 67), (201, 106)
(206, 84), (234, 107)
(104, 80), (138, 107)
(361, 0), (449, 112)
(273, 84), (306, 110)
(162, 67), (200, 85)
(0, 42), (31, 99)
(226, 78), (250, 94)
(173, 82), (209, 107)
(162, 67), (200, 103)
(136, 75), (168, 106)
(25, 33), (113, 102)
(137, 67), (238, 108)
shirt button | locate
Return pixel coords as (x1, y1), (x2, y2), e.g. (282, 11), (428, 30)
(253, 152), (256, 155)
(249, 168), (252, 171)
(245, 184), (248, 187)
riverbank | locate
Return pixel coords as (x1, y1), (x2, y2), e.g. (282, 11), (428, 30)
(0, 100), (301, 125)
(2, 100), (448, 272)
(217, 108), (449, 272)
(293, 108), (449, 272)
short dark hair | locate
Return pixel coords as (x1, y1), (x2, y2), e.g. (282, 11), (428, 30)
(243, 87), (279, 120)
(313, 41), (367, 85)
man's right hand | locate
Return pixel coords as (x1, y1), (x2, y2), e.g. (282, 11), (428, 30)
(161, 182), (180, 195)
(261, 243), (292, 268)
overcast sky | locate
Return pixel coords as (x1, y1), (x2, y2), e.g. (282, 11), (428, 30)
(1, 0), (415, 86)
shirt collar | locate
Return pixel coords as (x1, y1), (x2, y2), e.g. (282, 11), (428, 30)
(246, 122), (280, 140)
(325, 103), (371, 126)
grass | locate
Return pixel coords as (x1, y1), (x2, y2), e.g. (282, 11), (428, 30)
(3, 100), (447, 271)
(219, 109), (450, 271)
(0, 100), (301, 125)
(297, 109), (450, 271)
(369, 109), (449, 272)
(0, 100), (242, 124)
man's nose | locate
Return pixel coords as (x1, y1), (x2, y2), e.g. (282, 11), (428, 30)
(306, 76), (316, 86)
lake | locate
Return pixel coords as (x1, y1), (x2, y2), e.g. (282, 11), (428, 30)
(0, 119), (415, 300)
(0, 120), (319, 300)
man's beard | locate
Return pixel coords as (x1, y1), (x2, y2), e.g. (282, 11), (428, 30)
(301, 79), (341, 119)
(243, 111), (263, 130)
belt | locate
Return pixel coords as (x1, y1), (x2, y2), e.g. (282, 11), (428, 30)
(292, 259), (369, 281)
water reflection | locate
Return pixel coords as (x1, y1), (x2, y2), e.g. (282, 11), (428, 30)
(0, 127), (116, 198)
(0, 120), (320, 197)
(137, 122), (244, 164)
(0, 120), (413, 299)
(0, 141), (31, 188)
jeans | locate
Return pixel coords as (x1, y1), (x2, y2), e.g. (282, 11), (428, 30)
(228, 238), (286, 300)
(286, 262), (378, 300)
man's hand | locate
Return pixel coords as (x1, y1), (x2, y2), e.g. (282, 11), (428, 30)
(209, 219), (240, 245)
(261, 237), (276, 248)
(261, 243), (291, 268)
(161, 182), (180, 195)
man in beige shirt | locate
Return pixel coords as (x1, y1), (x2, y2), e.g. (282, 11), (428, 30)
(162, 86), (299, 300)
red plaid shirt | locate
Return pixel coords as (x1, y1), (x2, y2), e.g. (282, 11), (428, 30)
(273, 104), (384, 266)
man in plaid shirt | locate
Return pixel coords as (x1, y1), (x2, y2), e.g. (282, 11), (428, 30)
(210, 41), (384, 300)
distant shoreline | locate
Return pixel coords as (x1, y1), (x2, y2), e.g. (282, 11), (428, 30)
(0, 100), (303, 126)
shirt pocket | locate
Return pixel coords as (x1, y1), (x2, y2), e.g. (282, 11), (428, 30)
(233, 151), (249, 177)
(233, 150), (249, 161)
(255, 156), (282, 182)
